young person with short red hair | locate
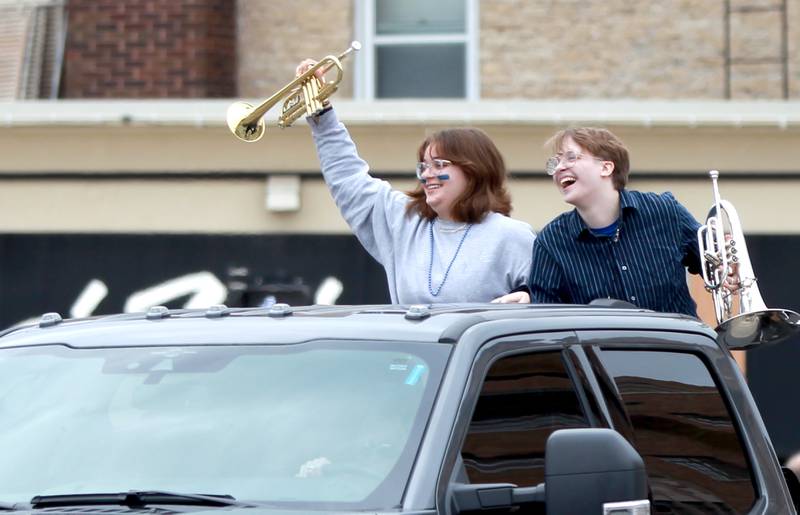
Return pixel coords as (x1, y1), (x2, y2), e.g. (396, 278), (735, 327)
(495, 127), (703, 316)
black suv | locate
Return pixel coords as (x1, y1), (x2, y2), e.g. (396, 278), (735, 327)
(0, 303), (796, 515)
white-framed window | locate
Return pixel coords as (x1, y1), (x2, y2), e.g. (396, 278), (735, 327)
(354, 0), (478, 100)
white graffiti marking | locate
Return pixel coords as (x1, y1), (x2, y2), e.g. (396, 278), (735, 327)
(124, 271), (228, 313)
(70, 279), (109, 318)
(13, 272), (345, 328)
(314, 276), (343, 305)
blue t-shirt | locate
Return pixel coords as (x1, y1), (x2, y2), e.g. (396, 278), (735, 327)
(588, 219), (619, 239)
(528, 189), (702, 317)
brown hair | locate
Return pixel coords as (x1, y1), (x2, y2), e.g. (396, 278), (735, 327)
(406, 128), (512, 223)
(548, 127), (630, 190)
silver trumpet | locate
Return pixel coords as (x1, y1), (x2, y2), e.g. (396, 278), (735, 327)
(697, 170), (799, 348)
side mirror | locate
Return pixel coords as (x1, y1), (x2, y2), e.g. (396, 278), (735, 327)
(545, 428), (650, 514)
(449, 428), (650, 514)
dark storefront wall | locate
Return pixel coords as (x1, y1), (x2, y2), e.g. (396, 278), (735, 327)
(1, 232), (799, 461)
(745, 236), (800, 462)
(0, 234), (389, 329)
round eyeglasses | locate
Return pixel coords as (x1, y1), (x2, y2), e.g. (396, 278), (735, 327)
(545, 151), (605, 176)
(416, 158), (453, 181)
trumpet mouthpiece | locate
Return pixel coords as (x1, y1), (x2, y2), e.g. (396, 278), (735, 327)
(337, 41), (361, 61)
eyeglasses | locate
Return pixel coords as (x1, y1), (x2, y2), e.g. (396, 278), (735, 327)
(545, 151), (605, 176)
(416, 158), (452, 180)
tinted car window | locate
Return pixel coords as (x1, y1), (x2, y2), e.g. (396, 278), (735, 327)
(461, 351), (589, 486)
(0, 342), (449, 510)
(596, 349), (757, 513)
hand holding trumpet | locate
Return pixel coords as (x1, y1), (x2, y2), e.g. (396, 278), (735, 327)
(296, 59), (326, 82)
(722, 233), (742, 293)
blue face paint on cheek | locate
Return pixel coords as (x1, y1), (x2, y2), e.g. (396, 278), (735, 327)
(419, 174), (450, 183)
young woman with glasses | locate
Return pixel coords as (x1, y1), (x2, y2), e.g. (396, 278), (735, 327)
(296, 63), (534, 304)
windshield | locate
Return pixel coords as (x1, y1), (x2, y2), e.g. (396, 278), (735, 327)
(0, 341), (449, 510)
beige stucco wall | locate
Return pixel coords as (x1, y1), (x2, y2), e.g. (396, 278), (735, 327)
(3, 122), (800, 174)
(1, 100), (799, 234)
(0, 173), (797, 235)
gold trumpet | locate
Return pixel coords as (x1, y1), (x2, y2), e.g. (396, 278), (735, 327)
(226, 41), (361, 143)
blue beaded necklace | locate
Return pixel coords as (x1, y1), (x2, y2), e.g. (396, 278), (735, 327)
(428, 219), (473, 297)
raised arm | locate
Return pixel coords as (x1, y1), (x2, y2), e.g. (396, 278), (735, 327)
(306, 107), (410, 265)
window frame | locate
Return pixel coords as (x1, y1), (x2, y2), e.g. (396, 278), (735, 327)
(458, 346), (593, 486)
(353, 0), (480, 100)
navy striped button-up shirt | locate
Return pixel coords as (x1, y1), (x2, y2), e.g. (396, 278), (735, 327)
(528, 189), (702, 316)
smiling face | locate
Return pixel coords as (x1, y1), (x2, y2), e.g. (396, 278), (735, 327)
(552, 136), (614, 208)
(419, 144), (468, 220)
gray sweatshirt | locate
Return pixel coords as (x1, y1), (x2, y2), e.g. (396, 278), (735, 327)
(309, 109), (535, 304)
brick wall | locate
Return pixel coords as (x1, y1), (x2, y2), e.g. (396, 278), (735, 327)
(48, 0), (800, 100)
(62, 0), (236, 98)
(718, 0), (795, 99)
(481, 0), (724, 99)
(237, 0), (353, 99)
(235, 0), (796, 101)
(792, 0), (800, 98)
(481, 0), (797, 100)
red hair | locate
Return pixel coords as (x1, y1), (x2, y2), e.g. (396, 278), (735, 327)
(406, 128), (512, 223)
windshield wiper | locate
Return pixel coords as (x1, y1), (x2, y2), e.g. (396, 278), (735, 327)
(31, 491), (252, 509)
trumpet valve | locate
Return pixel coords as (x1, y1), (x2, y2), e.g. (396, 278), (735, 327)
(704, 251), (722, 268)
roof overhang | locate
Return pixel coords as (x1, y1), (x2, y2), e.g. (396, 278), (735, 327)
(2, 99), (800, 129)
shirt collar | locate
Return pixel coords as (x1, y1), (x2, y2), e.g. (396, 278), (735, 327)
(567, 189), (639, 240)
(618, 188), (640, 212)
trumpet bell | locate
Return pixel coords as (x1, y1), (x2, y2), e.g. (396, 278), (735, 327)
(227, 101), (265, 143)
(716, 309), (800, 349)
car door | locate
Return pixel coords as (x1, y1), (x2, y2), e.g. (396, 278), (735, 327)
(437, 331), (608, 514)
(577, 329), (792, 515)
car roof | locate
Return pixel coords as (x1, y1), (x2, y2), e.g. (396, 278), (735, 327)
(0, 303), (715, 349)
